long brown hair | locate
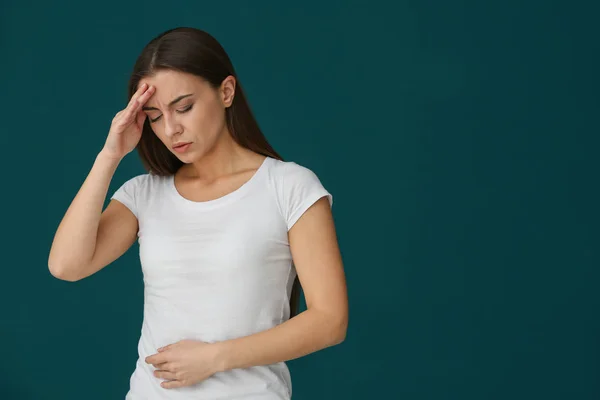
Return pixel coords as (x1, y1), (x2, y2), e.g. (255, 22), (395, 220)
(127, 27), (303, 319)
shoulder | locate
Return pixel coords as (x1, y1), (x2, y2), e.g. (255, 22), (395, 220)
(266, 158), (333, 231)
(268, 158), (323, 184)
(120, 172), (166, 189)
(110, 173), (165, 218)
(122, 172), (151, 185)
(114, 173), (157, 195)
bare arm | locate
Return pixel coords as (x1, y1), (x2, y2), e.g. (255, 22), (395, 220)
(215, 197), (348, 371)
(144, 197), (348, 390)
(48, 152), (138, 281)
(48, 82), (155, 281)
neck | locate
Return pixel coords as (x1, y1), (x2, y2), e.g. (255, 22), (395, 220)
(183, 128), (259, 181)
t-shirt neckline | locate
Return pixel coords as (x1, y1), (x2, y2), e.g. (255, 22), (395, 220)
(168, 156), (271, 210)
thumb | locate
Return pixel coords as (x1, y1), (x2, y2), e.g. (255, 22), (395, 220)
(158, 344), (171, 352)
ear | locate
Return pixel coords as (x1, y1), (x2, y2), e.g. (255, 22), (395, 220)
(220, 75), (236, 108)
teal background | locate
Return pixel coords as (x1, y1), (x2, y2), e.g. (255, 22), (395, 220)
(1, 1), (598, 399)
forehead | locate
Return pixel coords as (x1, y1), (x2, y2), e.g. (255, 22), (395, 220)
(138, 70), (207, 97)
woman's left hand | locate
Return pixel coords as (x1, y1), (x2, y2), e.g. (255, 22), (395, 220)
(145, 339), (224, 389)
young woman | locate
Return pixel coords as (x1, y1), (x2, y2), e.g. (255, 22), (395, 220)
(48, 27), (348, 399)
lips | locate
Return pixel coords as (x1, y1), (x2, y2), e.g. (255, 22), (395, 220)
(172, 142), (192, 153)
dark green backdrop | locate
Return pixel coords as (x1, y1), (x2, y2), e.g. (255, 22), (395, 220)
(1, 1), (598, 399)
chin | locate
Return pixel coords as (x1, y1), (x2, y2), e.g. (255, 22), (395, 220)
(176, 155), (194, 164)
(174, 151), (201, 164)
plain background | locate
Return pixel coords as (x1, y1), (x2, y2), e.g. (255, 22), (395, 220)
(1, 1), (598, 399)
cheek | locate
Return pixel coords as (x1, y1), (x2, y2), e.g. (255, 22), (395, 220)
(148, 125), (167, 142)
(191, 105), (226, 135)
(147, 126), (173, 148)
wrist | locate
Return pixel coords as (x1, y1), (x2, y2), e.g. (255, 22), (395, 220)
(96, 149), (123, 166)
(212, 341), (233, 373)
(92, 151), (122, 178)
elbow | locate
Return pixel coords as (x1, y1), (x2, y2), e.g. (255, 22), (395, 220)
(334, 319), (348, 345)
(48, 260), (81, 282)
(328, 314), (348, 346)
(313, 307), (348, 346)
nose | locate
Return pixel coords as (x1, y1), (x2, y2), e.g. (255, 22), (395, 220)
(163, 113), (183, 138)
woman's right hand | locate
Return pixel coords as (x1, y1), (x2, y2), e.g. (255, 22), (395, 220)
(101, 83), (155, 161)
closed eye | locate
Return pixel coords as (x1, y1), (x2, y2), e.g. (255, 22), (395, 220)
(149, 104), (194, 123)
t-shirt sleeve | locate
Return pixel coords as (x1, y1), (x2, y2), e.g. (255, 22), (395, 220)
(283, 162), (333, 231)
(110, 175), (142, 219)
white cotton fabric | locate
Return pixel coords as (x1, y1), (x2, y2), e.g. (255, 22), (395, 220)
(110, 156), (332, 400)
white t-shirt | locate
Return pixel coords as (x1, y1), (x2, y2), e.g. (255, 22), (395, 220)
(110, 156), (332, 400)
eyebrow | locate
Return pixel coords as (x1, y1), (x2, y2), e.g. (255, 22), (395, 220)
(142, 93), (193, 111)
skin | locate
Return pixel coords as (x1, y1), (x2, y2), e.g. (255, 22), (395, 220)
(139, 70), (266, 193)
(133, 70), (348, 389)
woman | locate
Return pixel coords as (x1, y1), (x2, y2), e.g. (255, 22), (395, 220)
(48, 27), (348, 399)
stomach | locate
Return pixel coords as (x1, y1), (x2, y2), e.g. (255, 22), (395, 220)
(127, 316), (292, 399)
